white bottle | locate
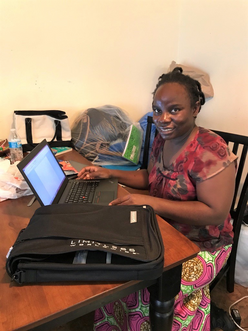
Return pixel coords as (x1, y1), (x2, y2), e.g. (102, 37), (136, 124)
(8, 128), (23, 164)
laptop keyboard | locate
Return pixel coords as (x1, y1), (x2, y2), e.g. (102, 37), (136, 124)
(65, 180), (100, 203)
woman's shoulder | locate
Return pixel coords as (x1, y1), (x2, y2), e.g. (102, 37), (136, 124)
(197, 127), (226, 146)
(195, 127), (231, 158)
(189, 127), (237, 182)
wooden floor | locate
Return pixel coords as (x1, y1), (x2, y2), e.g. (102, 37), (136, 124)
(53, 277), (248, 331)
(211, 277), (248, 331)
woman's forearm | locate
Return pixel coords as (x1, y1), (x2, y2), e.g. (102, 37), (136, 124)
(149, 196), (228, 226)
(109, 169), (149, 189)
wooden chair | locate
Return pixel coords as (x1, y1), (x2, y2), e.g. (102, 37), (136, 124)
(142, 116), (248, 293)
(140, 116), (157, 169)
(209, 130), (248, 292)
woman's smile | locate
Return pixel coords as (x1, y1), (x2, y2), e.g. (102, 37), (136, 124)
(156, 125), (174, 137)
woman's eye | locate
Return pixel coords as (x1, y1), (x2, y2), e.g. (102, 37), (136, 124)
(152, 107), (161, 115)
(171, 108), (180, 114)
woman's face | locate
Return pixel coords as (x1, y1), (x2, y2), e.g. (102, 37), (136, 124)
(152, 82), (200, 141)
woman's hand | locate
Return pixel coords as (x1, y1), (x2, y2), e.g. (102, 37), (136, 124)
(77, 166), (111, 180)
(109, 194), (151, 206)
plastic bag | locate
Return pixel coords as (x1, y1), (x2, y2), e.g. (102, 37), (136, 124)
(71, 105), (143, 166)
(169, 61), (214, 99)
(0, 160), (32, 202)
(235, 222), (248, 287)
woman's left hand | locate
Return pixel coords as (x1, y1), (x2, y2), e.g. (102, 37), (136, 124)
(109, 194), (151, 206)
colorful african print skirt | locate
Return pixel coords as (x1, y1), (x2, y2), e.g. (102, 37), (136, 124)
(93, 245), (232, 331)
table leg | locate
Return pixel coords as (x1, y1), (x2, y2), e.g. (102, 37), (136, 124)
(148, 265), (182, 331)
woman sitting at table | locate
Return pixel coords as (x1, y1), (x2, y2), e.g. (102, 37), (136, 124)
(77, 67), (237, 331)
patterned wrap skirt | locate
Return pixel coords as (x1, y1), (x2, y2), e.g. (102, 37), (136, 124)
(93, 245), (232, 331)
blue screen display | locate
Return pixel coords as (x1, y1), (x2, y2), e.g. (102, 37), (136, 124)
(23, 145), (65, 205)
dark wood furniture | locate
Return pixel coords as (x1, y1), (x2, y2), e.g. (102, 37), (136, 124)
(209, 130), (248, 293)
(141, 115), (248, 293)
(0, 150), (199, 331)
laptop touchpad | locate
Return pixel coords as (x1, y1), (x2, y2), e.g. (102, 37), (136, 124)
(94, 192), (115, 204)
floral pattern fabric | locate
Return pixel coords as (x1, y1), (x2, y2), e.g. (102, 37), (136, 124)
(149, 127), (237, 251)
(93, 127), (237, 330)
(93, 245), (232, 331)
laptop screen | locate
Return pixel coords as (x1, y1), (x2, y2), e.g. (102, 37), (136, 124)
(19, 141), (66, 206)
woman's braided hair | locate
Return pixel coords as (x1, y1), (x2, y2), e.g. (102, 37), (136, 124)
(153, 67), (205, 110)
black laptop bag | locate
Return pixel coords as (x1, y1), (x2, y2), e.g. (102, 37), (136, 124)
(6, 204), (164, 284)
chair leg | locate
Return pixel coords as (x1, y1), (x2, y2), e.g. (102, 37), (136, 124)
(226, 242), (240, 293)
(226, 267), (235, 293)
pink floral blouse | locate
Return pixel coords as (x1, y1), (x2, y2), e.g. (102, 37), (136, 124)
(149, 127), (237, 251)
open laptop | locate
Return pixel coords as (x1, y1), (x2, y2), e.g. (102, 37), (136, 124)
(17, 139), (118, 206)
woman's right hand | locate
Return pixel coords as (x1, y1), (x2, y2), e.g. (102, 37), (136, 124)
(77, 166), (111, 180)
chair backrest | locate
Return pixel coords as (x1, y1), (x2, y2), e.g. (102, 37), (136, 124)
(141, 116), (156, 169)
(210, 129), (248, 291)
(142, 117), (248, 208)
(212, 130), (248, 212)
(141, 115), (248, 291)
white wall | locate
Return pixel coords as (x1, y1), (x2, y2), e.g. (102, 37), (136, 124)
(178, 0), (248, 136)
(0, 0), (247, 140)
(0, 0), (180, 138)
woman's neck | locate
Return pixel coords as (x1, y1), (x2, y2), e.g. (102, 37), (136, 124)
(162, 125), (198, 168)
(169, 125), (197, 147)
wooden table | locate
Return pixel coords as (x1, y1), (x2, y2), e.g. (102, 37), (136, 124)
(0, 150), (199, 331)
